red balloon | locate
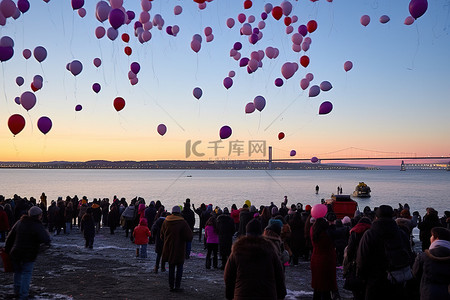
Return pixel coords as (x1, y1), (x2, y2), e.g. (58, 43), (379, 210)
(113, 97), (125, 112)
(284, 17), (292, 26)
(272, 6), (283, 20)
(31, 82), (39, 92)
(307, 20), (317, 33)
(124, 46), (132, 56)
(300, 55), (310, 68)
(243, 0), (252, 9)
(121, 33), (130, 43)
(8, 114), (26, 136)
(278, 132), (285, 140)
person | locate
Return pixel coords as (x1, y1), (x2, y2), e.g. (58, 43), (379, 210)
(230, 204), (240, 234)
(107, 204), (120, 235)
(356, 205), (414, 300)
(412, 227), (450, 300)
(224, 218), (287, 300)
(238, 203), (252, 236)
(80, 207), (96, 249)
(193, 203), (207, 242)
(204, 216), (219, 269)
(288, 210), (306, 266)
(216, 207), (235, 270)
(418, 208), (443, 251)
(315, 185), (319, 194)
(161, 205), (193, 292)
(133, 218), (151, 258)
(182, 199), (195, 259)
(152, 209), (167, 273)
(5, 206), (51, 300)
(0, 205), (10, 242)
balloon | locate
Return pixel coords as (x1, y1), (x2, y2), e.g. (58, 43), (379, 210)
(226, 18), (235, 28)
(307, 20), (317, 33)
(292, 33), (303, 45)
(311, 204), (327, 218)
(290, 150), (296, 157)
(33, 75), (43, 90)
(172, 25), (180, 36)
(75, 104), (82, 111)
(78, 8), (86, 18)
(404, 16), (415, 25)
(17, 0), (30, 13)
(93, 57), (101, 67)
(121, 33), (130, 43)
(0, 37), (13, 48)
(265, 47), (275, 59)
(109, 8), (125, 29)
(141, 0), (151, 11)
(300, 55), (310, 68)
(16, 76), (24, 86)
(0, 0), (16, 18)
(244, 0), (252, 9)
(241, 23), (252, 35)
(379, 15), (390, 24)
(298, 24), (308, 36)
(306, 73), (314, 82)
(249, 33), (258, 44)
(157, 124), (167, 136)
(204, 26), (212, 36)
(409, 0), (428, 19)
(113, 97), (125, 112)
(223, 77), (233, 89)
(130, 62), (140, 74)
(126, 10), (135, 21)
(95, 1), (111, 23)
(281, 1), (292, 16)
(253, 95), (266, 112)
(272, 6), (283, 20)
(37, 116), (52, 134)
(140, 11), (150, 24)
(311, 156), (319, 163)
(92, 83), (101, 93)
(278, 132), (285, 140)
(8, 114), (25, 136)
(107, 27), (118, 40)
(274, 78), (283, 87)
(20, 91), (36, 111)
(237, 13), (246, 23)
(248, 15), (256, 23)
(245, 102), (255, 114)
(344, 61), (353, 72)
(219, 125), (232, 139)
(95, 26), (106, 39)
(110, 0), (123, 9)
(309, 85), (320, 97)
(281, 62), (298, 79)
(360, 15), (370, 26)
(14, 97), (20, 105)
(301, 41), (310, 52)
(300, 78), (309, 90)
(191, 40), (201, 53)
(319, 101), (333, 115)
(22, 48), (31, 59)
(285, 26), (293, 34)
(193, 87), (202, 99)
(174, 5), (182, 15)
(228, 70), (235, 78)
(233, 42), (242, 51)
(69, 60), (83, 76)
(33, 46), (47, 63)
(71, 0), (84, 10)
(264, 3), (273, 14)
(124, 46), (132, 56)
(320, 81), (332, 91)
(261, 12), (268, 20)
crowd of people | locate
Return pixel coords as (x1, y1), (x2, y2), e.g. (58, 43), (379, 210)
(0, 193), (449, 300)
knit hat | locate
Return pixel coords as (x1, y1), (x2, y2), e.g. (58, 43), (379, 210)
(28, 206), (42, 216)
(249, 205), (257, 213)
(266, 219), (282, 236)
(172, 205), (181, 214)
(376, 205), (393, 218)
(342, 216), (351, 225)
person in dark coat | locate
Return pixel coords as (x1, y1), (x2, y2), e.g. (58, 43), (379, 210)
(216, 207), (235, 269)
(288, 210), (306, 266)
(152, 209), (167, 273)
(182, 200), (195, 258)
(107, 204), (120, 234)
(224, 218), (287, 300)
(412, 227), (450, 300)
(5, 206), (51, 300)
(80, 207), (96, 249)
(356, 205), (414, 300)
(161, 206), (193, 292)
(238, 204), (252, 236)
(0, 205), (10, 242)
(418, 208), (443, 251)
(193, 203), (207, 242)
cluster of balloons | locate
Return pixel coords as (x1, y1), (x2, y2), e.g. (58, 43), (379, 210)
(7, 114), (52, 136)
(71, 0), (86, 18)
(128, 62), (140, 86)
(359, 0), (428, 27)
(245, 95), (266, 114)
(191, 34), (202, 53)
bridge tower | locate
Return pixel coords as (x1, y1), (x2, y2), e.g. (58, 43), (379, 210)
(400, 160), (406, 171)
(268, 146), (272, 170)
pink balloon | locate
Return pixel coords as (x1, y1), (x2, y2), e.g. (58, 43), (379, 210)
(237, 13), (246, 23)
(22, 48), (31, 59)
(300, 78), (309, 90)
(219, 125), (232, 139)
(264, 3), (273, 14)
(309, 85), (320, 97)
(193, 87), (202, 99)
(174, 5), (182, 15)
(141, 0), (151, 11)
(320, 81), (332, 92)
(78, 7), (86, 18)
(344, 61), (353, 72)
(37, 116), (52, 134)
(204, 26), (212, 36)
(33, 46), (47, 63)
(110, 0), (123, 9)
(280, 0), (292, 16)
(319, 101), (333, 115)
(95, 1), (110, 23)
(265, 47), (275, 59)
(0, 0), (17, 18)
(95, 26), (106, 39)
(157, 124), (167, 136)
(306, 73), (314, 81)
(286, 26), (293, 34)
(107, 27), (118, 40)
(20, 91), (36, 111)
(379, 15), (390, 24)
(281, 62), (298, 79)
(206, 34), (214, 42)
(93, 57), (101, 68)
(291, 33), (303, 45)
(228, 70), (235, 78)
(311, 204), (327, 218)
(404, 16), (415, 25)
(226, 18), (235, 28)
(191, 40), (201, 53)
(360, 15), (370, 26)
(253, 95), (266, 112)
(245, 102), (255, 114)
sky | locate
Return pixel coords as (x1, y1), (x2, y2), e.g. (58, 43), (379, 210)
(0, 0), (449, 163)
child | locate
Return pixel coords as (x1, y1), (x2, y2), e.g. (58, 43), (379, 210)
(81, 208), (95, 249)
(204, 216), (219, 269)
(133, 218), (151, 258)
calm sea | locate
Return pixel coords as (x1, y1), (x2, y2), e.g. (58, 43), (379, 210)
(0, 169), (448, 216)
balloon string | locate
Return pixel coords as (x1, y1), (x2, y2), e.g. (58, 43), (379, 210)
(264, 95), (300, 131)
(2, 63), (8, 105)
(70, 10), (75, 58)
(264, 170), (287, 195)
(160, 170), (186, 197)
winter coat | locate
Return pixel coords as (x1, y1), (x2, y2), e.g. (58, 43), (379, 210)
(310, 228), (337, 291)
(224, 235), (287, 300)
(419, 214), (443, 251)
(80, 214), (95, 239)
(0, 209), (9, 231)
(217, 214), (235, 252)
(144, 205), (157, 228)
(107, 205), (120, 229)
(91, 204), (102, 223)
(5, 215), (51, 262)
(288, 212), (305, 257)
(412, 240), (450, 300)
(152, 217), (165, 254)
(205, 225), (219, 244)
(133, 221), (151, 245)
(161, 213), (193, 265)
(356, 217), (413, 300)
(238, 208), (252, 236)
(182, 207), (195, 231)
(121, 205), (136, 220)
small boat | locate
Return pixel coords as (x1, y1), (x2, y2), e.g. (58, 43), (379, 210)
(352, 182), (371, 197)
(186, 175), (192, 177)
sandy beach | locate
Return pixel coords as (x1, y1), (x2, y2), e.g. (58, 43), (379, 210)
(0, 225), (354, 300)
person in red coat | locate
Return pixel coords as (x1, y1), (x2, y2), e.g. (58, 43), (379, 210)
(133, 218), (151, 258)
(310, 217), (338, 300)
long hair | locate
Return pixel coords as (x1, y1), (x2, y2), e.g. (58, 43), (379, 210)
(312, 217), (329, 242)
(205, 216), (217, 230)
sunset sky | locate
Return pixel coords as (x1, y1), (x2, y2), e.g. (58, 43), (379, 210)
(0, 0), (449, 162)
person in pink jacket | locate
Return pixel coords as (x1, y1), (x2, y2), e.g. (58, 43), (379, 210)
(133, 218), (151, 258)
(204, 216), (219, 269)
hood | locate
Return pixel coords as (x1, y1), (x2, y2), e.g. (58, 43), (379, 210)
(165, 214), (185, 222)
(350, 222), (371, 234)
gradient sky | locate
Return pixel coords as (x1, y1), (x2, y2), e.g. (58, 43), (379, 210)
(0, 0), (449, 162)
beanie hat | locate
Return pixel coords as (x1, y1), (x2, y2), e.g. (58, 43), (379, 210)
(246, 219), (262, 236)
(342, 216), (352, 225)
(376, 205), (393, 218)
(266, 218), (283, 235)
(28, 206), (43, 216)
(249, 205), (257, 213)
(172, 205), (181, 214)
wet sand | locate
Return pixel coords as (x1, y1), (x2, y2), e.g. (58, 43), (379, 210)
(0, 226), (353, 300)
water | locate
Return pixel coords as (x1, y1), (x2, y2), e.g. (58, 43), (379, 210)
(0, 169), (448, 216)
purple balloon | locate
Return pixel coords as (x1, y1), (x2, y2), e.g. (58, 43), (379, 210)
(14, 96), (20, 105)
(253, 95), (266, 112)
(233, 42), (242, 51)
(69, 60), (83, 76)
(193, 87), (202, 99)
(252, 28), (259, 34)
(319, 101), (333, 115)
(409, 0), (428, 19)
(290, 150), (296, 157)
(92, 83), (101, 93)
(130, 62), (140, 74)
(250, 33), (258, 44)
(16, 76), (24, 86)
(261, 12), (268, 20)
(157, 124), (167, 136)
(166, 26), (173, 35)
(33, 46), (47, 62)
(274, 78), (283, 87)
(239, 57), (249, 67)
(298, 24), (307, 36)
(75, 104), (82, 111)
(311, 156), (319, 163)
(223, 77), (233, 89)
(219, 125), (232, 139)
(109, 8), (125, 29)
(126, 10), (135, 21)
(309, 85), (320, 97)
(0, 46), (14, 62)
(134, 21), (143, 29)
(17, 0), (30, 13)
(37, 116), (52, 135)
(71, 0), (84, 10)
